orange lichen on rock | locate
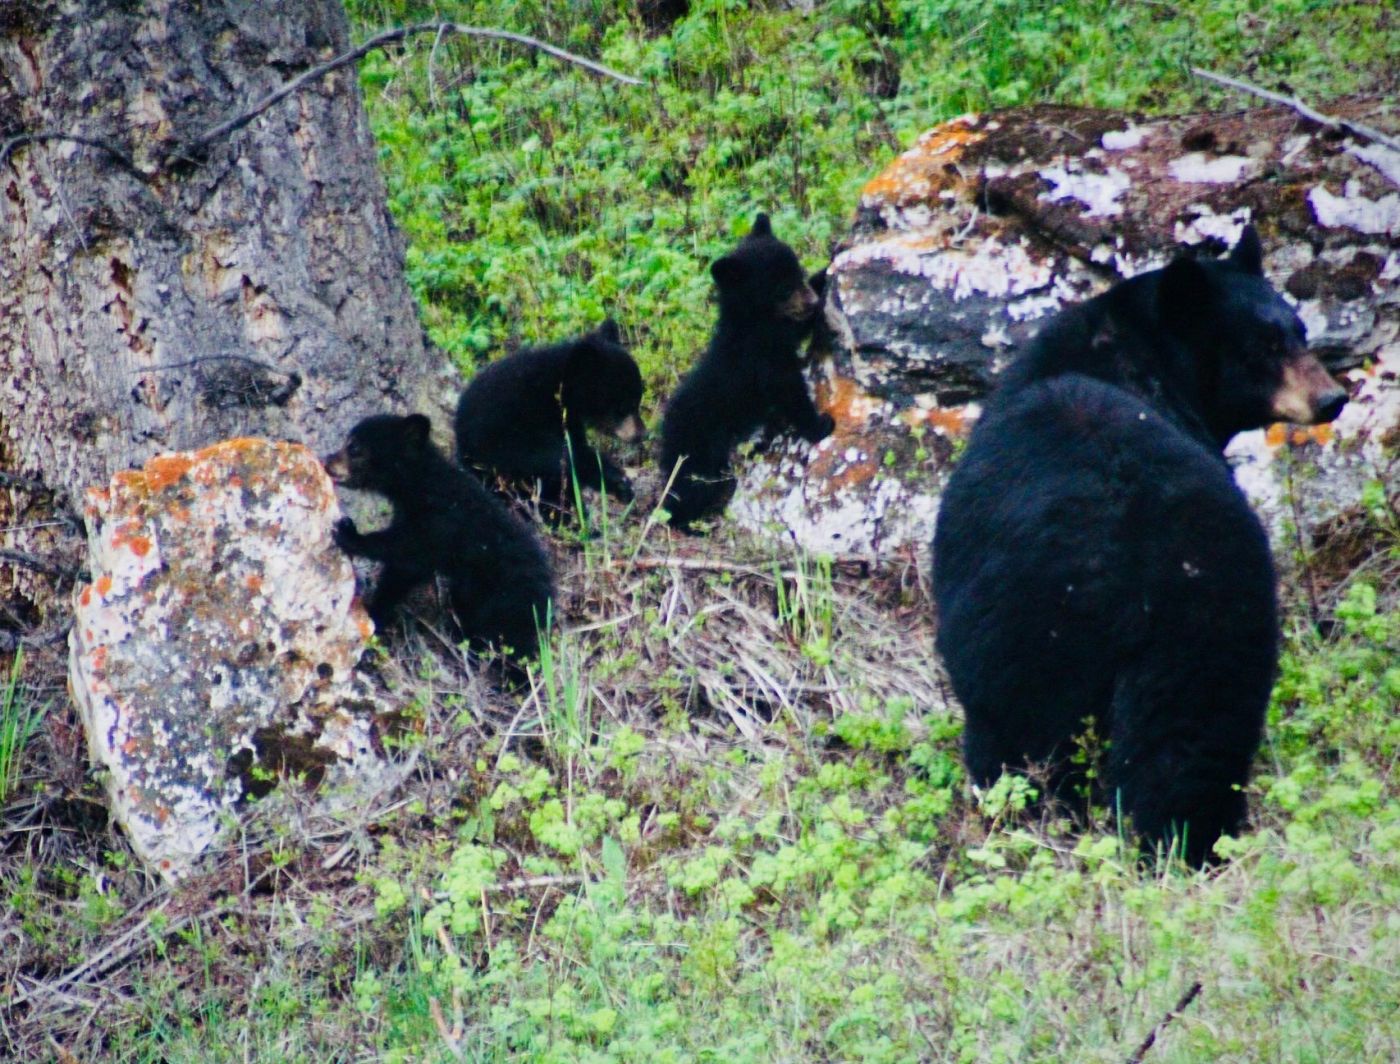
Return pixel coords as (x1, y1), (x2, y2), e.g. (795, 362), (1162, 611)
(815, 375), (873, 428)
(1265, 424), (1289, 447)
(143, 454), (195, 493)
(95, 574), (113, 598)
(905, 405), (970, 437)
(860, 117), (986, 210)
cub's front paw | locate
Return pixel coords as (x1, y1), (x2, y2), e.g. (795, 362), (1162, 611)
(807, 413), (836, 443)
(332, 517), (360, 550)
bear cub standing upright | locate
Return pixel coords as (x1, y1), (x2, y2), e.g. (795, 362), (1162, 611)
(659, 213), (835, 531)
(325, 414), (554, 660)
(456, 320), (645, 515)
(932, 227), (1347, 866)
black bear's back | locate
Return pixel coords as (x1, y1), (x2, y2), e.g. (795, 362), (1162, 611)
(455, 346), (567, 470)
(933, 374), (1277, 811)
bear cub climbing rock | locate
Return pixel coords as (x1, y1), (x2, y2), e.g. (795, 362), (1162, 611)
(456, 320), (645, 515)
(324, 414), (554, 660)
(932, 226), (1347, 866)
(659, 212), (835, 531)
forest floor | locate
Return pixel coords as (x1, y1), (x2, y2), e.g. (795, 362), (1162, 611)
(4, 1), (1400, 1061)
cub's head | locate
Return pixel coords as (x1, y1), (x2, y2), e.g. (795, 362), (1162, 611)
(564, 319), (646, 441)
(1158, 226), (1347, 442)
(323, 413), (434, 494)
(710, 212), (820, 332)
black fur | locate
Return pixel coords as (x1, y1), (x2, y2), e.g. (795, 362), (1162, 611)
(455, 320), (644, 515)
(325, 414), (554, 660)
(932, 226), (1347, 866)
(659, 213), (834, 531)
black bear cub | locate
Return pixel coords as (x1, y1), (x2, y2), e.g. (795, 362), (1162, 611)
(932, 227), (1347, 867)
(455, 320), (644, 515)
(324, 414), (554, 660)
(659, 213), (835, 531)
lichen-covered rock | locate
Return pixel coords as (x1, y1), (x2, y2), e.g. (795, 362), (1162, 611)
(734, 101), (1399, 555)
(69, 438), (379, 880)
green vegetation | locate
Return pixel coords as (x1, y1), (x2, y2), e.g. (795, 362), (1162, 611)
(348, 0), (1397, 400)
(0, 651), (40, 804)
(5, 2), (1398, 1061)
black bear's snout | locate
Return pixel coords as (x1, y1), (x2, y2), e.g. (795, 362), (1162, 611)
(1312, 387), (1348, 425)
(613, 413), (646, 442)
(1270, 354), (1348, 425)
(322, 449), (351, 484)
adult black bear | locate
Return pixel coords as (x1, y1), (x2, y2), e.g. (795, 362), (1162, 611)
(659, 213), (835, 531)
(455, 320), (645, 515)
(931, 227), (1348, 866)
(324, 414), (554, 660)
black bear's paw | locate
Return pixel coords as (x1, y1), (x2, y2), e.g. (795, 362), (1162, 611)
(806, 413), (836, 444)
(333, 516), (360, 550)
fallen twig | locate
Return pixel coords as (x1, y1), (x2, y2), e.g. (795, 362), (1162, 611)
(0, 549), (75, 582)
(1191, 68), (1400, 156)
(1126, 981), (1203, 1063)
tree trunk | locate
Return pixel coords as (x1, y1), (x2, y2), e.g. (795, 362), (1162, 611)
(0, 0), (453, 616)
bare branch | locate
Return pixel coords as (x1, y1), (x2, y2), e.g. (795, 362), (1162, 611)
(0, 470), (55, 496)
(170, 21), (642, 166)
(0, 132), (141, 173)
(0, 548), (75, 582)
(0, 621), (72, 653)
(1191, 68), (1400, 156)
(1126, 981), (1203, 1062)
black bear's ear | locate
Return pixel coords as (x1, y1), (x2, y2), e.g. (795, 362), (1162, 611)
(750, 212), (773, 238)
(711, 254), (744, 286)
(1157, 256), (1212, 316)
(1228, 224), (1264, 275)
(403, 413), (432, 449)
(596, 318), (622, 345)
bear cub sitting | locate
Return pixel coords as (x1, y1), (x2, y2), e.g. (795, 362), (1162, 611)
(659, 213), (835, 531)
(455, 320), (644, 516)
(325, 414), (554, 660)
(932, 226), (1347, 866)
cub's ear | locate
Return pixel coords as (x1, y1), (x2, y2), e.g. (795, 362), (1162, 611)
(1157, 255), (1212, 317)
(1228, 224), (1264, 275)
(711, 254), (745, 287)
(750, 212), (773, 238)
(403, 413), (433, 448)
(595, 318), (622, 345)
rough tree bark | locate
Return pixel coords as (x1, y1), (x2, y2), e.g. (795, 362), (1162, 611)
(0, 0), (454, 618)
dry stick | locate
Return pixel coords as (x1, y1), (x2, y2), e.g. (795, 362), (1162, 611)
(170, 21), (642, 167)
(1126, 981), (1203, 1063)
(0, 132), (140, 171)
(0, 548), (73, 581)
(1191, 68), (1400, 156)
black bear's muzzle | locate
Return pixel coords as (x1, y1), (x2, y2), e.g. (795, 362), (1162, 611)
(1270, 353), (1348, 425)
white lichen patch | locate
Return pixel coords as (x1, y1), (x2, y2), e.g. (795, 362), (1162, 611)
(1174, 205), (1252, 248)
(1101, 126), (1147, 151)
(1038, 163), (1132, 217)
(1348, 141), (1400, 188)
(1309, 183), (1400, 236)
(732, 444), (941, 559)
(1168, 153), (1257, 184)
(834, 235), (1054, 303)
(70, 438), (376, 881)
